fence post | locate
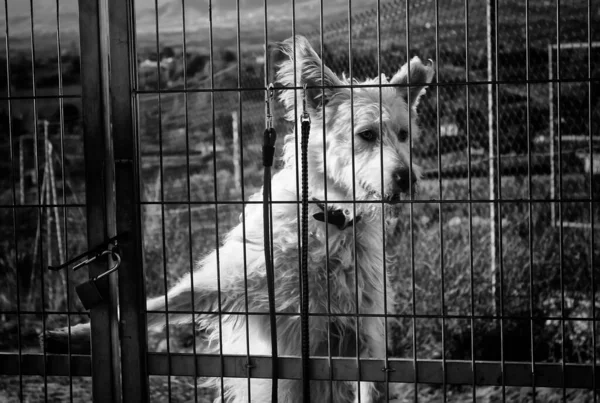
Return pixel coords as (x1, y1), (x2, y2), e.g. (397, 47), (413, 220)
(78, 0), (122, 401)
(487, 0), (499, 315)
(109, 0), (150, 401)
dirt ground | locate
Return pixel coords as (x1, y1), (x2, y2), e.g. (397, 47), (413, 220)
(1, 376), (597, 403)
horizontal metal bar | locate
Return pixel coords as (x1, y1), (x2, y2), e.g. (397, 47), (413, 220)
(145, 354), (600, 389)
(0, 204), (86, 209)
(1, 310), (597, 322)
(132, 76), (600, 95)
(1, 353), (598, 389)
(549, 41), (600, 49)
(136, 197), (600, 206)
(555, 222), (600, 230)
(0, 310), (91, 315)
(1, 309), (594, 322)
(143, 310), (600, 322)
(0, 353), (91, 376)
(0, 94), (82, 101)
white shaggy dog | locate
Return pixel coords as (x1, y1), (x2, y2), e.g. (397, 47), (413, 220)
(46, 36), (433, 402)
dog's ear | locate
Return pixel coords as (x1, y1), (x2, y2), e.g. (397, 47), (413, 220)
(273, 35), (342, 114)
(390, 57), (435, 108)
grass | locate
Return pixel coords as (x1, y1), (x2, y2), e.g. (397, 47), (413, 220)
(387, 175), (599, 363)
(0, 375), (214, 403)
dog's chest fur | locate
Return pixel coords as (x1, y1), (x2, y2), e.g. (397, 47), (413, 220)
(271, 207), (385, 317)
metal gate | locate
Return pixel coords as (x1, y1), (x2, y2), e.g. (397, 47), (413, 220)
(1, 0), (599, 402)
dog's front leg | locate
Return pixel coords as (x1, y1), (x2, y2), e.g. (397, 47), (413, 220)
(42, 272), (240, 354)
(354, 314), (386, 403)
(146, 265), (265, 330)
(355, 292), (387, 403)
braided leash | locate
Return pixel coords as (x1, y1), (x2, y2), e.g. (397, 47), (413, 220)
(300, 84), (311, 402)
(262, 84), (279, 402)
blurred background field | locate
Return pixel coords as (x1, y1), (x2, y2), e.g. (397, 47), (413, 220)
(0, 0), (599, 401)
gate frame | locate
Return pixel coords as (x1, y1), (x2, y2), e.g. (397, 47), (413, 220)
(78, 0), (121, 400)
(108, 0), (150, 400)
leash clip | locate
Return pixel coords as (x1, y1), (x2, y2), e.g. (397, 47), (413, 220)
(263, 83), (277, 167)
(266, 83), (275, 129)
(301, 83), (310, 123)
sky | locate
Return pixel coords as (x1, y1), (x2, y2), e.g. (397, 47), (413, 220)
(1, 0), (597, 55)
(0, 0), (377, 53)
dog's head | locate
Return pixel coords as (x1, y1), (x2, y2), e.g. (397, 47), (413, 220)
(274, 35), (434, 205)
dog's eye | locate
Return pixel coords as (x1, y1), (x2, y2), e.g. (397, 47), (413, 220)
(399, 129), (409, 142)
(359, 130), (377, 142)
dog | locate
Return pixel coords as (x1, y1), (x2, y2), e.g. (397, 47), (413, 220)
(45, 35), (434, 402)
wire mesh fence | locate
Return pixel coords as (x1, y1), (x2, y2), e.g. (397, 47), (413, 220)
(0, 0), (94, 401)
(0, 0), (599, 402)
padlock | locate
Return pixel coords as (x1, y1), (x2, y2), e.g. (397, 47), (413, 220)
(76, 250), (121, 310)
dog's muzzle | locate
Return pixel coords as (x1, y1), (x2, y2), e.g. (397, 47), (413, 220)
(392, 167), (417, 195)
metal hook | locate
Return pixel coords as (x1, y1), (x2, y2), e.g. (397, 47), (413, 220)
(72, 249), (117, 272)
(94, 251), (121, 281)
(47, 232), (128, 272)
(71, 249), (106, 271)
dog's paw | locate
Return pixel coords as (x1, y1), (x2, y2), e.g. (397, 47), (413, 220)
(41, 323), (91, 355)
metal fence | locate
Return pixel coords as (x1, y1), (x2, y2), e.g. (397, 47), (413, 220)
(0, 0), (599, 402)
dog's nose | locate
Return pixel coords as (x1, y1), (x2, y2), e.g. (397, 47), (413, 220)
(393, 167), (417, 193)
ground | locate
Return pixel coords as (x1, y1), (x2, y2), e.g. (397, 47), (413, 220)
(1, 376), (597, 402)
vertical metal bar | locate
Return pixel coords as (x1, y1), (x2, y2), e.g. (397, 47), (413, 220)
(347, 2), (361, 402)
(288, 25), (302, 403)
(207, 2), (226, 399)
(262, 3), (280, 400)
(492, 0), (505, 401)
(548, 44), (556, 224)
(375, 1), (390, 402)
(234, 1), (252, 399)
(464, 1), (477, 401)
(409, 4), (418, 401)
(4, 1), (23, 400)
(28, 1), (49, 399)
(289, 12), (305, 403)
(432, 1), (447, 401)
(110, 0), (149, 400)
(180, 1), (200, 401)
(406, 1), (418, 402)
(525, 0), (536, 400)
(152, 0), (173, 399)
(290, 11), (310, 401)
(317, 2), (334, 400)
(487, 0), (498, 318)
(78, 0), (121, 401)
(54, 3), (74, 400)
(555, 1), (566, 399)
(587, 0), (596, 400)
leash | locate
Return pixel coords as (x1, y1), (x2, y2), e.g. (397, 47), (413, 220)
(262, 84), (279, 402)
(300, 84), (311, 402)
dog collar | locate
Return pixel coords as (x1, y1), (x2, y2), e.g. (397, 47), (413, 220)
(312, 198), (361, 230)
